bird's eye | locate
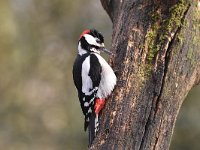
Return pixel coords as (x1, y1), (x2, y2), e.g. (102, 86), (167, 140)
(96, 39), (101, 43)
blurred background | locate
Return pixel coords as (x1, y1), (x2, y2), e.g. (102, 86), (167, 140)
(0, 0), (199, 150)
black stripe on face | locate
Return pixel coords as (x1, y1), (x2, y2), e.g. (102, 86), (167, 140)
(90, 45), (100, 50)
(80, 36), (101, 52)
(80, 36), (90, 51)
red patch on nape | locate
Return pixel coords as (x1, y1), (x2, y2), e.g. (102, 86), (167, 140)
(79, 29), (90, 39)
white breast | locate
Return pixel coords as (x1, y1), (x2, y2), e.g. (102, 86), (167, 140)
(95, 54), (117, 98)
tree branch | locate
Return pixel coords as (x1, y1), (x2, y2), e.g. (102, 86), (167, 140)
(91, 0), (200, 149)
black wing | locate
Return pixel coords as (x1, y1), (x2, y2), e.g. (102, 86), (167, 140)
(73, 53), (102, 130)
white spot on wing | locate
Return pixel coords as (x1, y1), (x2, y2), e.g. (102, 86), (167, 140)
(88, 107), (92, 113)
(84, 102), (89, 107)
(86, 117), (89, 122)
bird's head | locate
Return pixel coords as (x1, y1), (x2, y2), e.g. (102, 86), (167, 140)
(78, 29), (111, 55)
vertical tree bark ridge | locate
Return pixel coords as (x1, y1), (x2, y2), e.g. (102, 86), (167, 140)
(100, 0), (123, 23)
(91, 0), (200, 150)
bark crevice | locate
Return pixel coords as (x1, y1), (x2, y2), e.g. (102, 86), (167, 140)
(138, 4), (191, 149)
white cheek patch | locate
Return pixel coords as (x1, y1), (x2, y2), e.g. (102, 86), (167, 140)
(84, 34), (100, 47)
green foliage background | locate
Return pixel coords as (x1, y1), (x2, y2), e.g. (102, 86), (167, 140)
(0, 0), (199, 149)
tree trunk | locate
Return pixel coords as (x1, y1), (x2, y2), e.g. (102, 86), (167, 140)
(90, 0), (200, 150)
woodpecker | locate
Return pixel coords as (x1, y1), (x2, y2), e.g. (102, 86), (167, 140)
(73, 29), (117, 146)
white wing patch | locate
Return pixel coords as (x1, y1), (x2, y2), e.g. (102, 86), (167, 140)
(81, 56), (93, 95)
(94, 54), (117, 98)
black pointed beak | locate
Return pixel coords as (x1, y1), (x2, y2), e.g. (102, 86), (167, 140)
(99, 47), (112, 55)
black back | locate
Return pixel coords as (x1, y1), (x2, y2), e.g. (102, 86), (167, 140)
(73, 53), (89, 92)
(89, 54), (102, 87)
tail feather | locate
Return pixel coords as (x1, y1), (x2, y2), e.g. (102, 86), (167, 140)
(88, 98), (105, 147)
(88, 112), (99, 147)
(88, 111), (96, 147)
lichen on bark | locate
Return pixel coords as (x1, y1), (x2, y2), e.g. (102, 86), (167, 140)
(144, 0), (190, 64)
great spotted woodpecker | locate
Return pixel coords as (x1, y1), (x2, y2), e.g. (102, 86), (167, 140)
(73, 29), (117, 146)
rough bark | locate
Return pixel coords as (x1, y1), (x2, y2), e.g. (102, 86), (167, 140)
(90, 0), (200, 149)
